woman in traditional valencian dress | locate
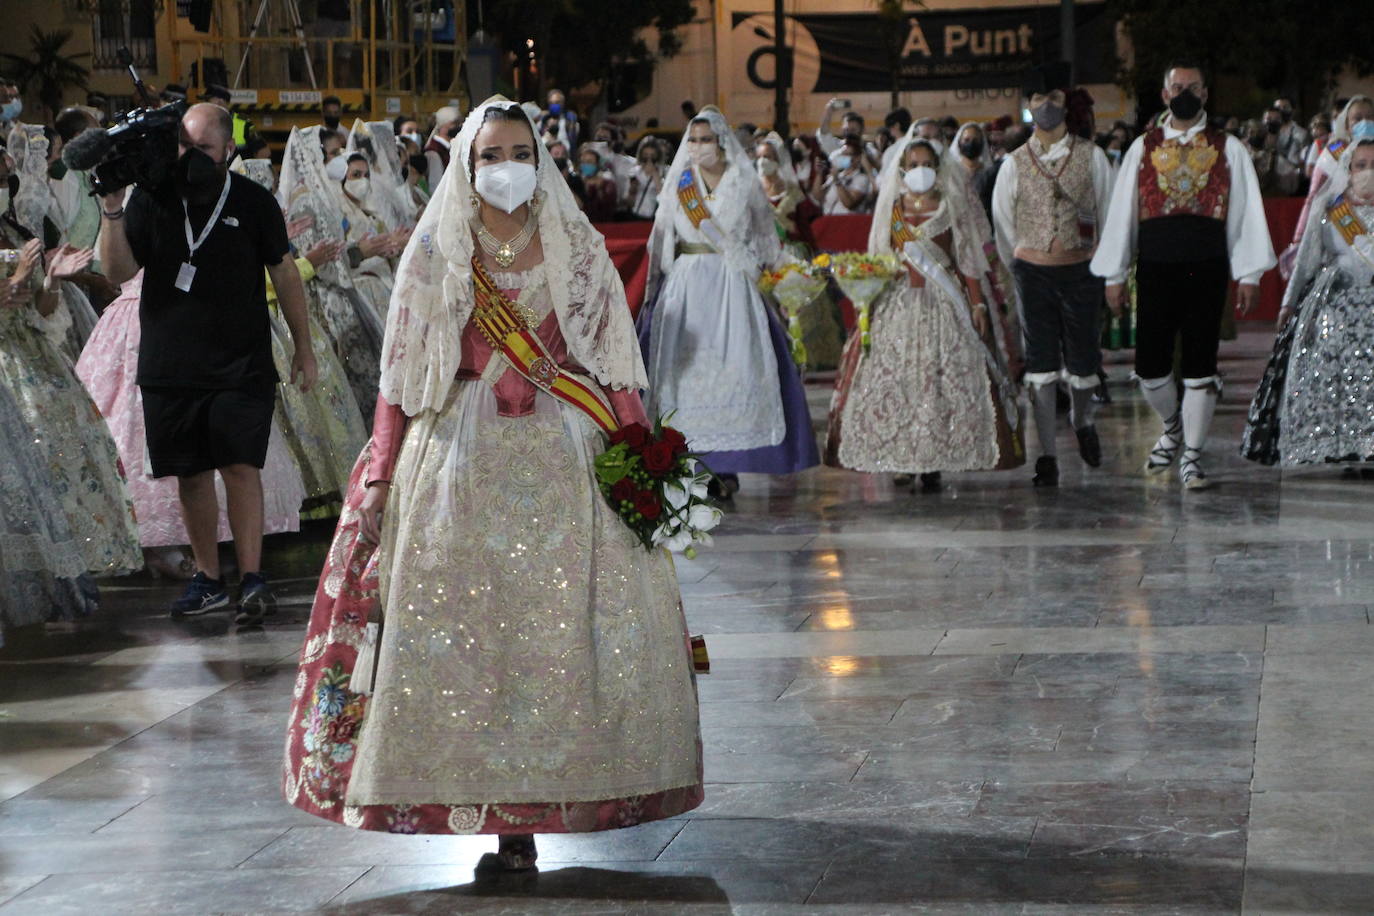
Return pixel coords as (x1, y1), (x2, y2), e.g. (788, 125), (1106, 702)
(639, 107), (818, 496)
(282, 98), (703, 870)
(278, 126), (386, 423)
(0, 358), (91, 645)
(826, 137), (1022, 489)
(1243, 138), (1374, 469)
(237, 158), (368, 511)
(333, 150), (408, 322)
(0, 235), (141, 579)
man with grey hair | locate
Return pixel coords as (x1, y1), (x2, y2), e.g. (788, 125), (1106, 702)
(96, 102), (317, 622)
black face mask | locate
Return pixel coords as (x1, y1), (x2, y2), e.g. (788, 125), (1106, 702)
(552, 156), (569, 173)
(407, 153), (427, 177)
(1266, 119), (1281, 135)
(1278, 109), (1293, 123)
(1168, 89), (1203, 121)
(959, 139), (985, 159)
(1249, 134), (1267, 151)
(176, 147), (225, 202)
(323, 114), (341, 130)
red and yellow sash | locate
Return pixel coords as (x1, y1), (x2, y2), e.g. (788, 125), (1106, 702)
(889, 201), (920, 248)
(470, 256), (620, 434)
(1328, 194), (1369, 247)
(677, 168), (712, 230)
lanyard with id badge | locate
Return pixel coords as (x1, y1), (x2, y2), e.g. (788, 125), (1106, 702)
(176, 174), (232, 292)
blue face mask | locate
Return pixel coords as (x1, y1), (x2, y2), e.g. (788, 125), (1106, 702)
(1351, 119), (1374, 143)
(835, 155), (852, 170)
(579, 161), (598, 178)
(548, 102), (562, 116)
(0, 98), (21, 121)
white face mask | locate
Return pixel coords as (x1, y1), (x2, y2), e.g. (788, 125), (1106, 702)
(403, 131), (422, 147)
(688, 142), (720, 169)
(756, 157), (778, 177)
(474, 160), (538, 213)
(903, 165), (938, 194)
(344, 176), (371, 200)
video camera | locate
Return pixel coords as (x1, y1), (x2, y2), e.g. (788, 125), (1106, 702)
(61, 47), (185, 196)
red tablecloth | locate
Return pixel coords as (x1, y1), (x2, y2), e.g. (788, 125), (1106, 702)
(594, 221), (653, 317)
(808, 204), (1304, 323)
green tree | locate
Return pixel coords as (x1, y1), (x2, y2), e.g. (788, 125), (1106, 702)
(1, 27), (91, 125)
(473, 0), (694, 107)
(1109, 0), (1374, 121)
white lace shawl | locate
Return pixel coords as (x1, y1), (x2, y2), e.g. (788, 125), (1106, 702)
(1284, 138), (1374, 309)
(379, 95), (647, 417)
(869, 134), (989, 279)
(277, 125), (355, 290)
(6, 125), (61, 242)
(646, 107), (783, 302)
(345, 119), (410, 230)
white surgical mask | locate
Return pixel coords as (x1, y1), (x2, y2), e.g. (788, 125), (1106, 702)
(325, 155), (349, 181)
(903, 165), (938, 194)
(688, 143), (720, 169)
(474, 160), (538, 213)
(403, 131), (422, 147)
(344, 176), (371, 200)
(756, 158), (778, 177)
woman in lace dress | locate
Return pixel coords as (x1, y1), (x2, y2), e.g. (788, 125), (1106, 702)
(0, 357), (91, 645)
(237, 158), (368, 510)
(278, 126), (386, 423)
(332, 152), (407, 321)
(1243, 138), (1374, 468)
(826, 137), (1022, 486)
(0, 235), (141, 578)
(638, 108), (818, 495)
(283, 97), (703, 870)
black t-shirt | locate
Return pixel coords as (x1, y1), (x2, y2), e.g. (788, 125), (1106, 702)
(126, 173), (290, 389)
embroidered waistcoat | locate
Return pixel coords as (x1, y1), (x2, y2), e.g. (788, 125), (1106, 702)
(1138, 127), (1230, 222)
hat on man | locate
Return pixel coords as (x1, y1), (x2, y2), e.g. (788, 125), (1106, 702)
(1020, 61), (1073, 98)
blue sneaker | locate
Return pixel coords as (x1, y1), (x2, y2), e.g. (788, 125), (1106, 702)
(170, 572), (230, 617)
(234, 572), (276, 626)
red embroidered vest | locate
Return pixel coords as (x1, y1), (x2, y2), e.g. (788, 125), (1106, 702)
(424, 137), (451, 169)
(1137, 127), (1230, 222)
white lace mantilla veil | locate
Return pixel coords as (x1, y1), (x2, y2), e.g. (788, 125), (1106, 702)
(345, 118), (409, 229)
(1284, 138), (1374, 310)
(233, 157), (276, 192)
(6, 125), (60, 240)
(646, 106), (782, 302)
(278, 125), (355, 290)
(379, 94), (647, 417)
(868, 132), (985, 275)
(761, 130), (802, 192)
(1332, 96), (1373, 144)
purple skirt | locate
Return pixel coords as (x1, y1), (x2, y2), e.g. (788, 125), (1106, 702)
(638, 296), (820, 476)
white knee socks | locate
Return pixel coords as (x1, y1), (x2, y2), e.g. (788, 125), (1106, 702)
(1029, 381), (1058, 456)
(1181, 377), (1221, 451)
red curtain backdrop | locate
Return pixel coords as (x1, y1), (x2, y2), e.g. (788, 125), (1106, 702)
(594, 221), (654, 317)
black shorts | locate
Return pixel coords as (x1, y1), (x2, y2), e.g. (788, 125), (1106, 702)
(141, 383), (275, 478)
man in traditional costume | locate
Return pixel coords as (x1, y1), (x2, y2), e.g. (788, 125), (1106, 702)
(1092, 61), (1275, 489)
(992, 62), (1115, 487)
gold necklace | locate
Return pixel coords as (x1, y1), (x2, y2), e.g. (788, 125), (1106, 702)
(472, 195), (541, 268)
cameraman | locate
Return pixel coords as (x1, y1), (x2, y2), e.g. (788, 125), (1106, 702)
(97, 103), (317, 624)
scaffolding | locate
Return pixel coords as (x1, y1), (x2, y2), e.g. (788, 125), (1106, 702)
(165, 0), (468, 131)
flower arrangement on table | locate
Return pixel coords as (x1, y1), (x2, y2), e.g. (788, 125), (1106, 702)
(758, 257), (830, 369)
(595, 417), (723, 559)
(824, 252), (899, 353)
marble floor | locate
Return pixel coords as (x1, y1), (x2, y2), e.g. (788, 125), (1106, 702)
(3, 327), (1374, 914)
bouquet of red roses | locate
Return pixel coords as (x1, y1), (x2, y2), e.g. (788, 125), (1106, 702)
(595, 416), (723, 558)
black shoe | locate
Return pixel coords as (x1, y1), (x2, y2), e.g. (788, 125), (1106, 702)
(170, 571), (230, 617)
(1075, 425), (1102, 468)
(919, 471), (942, 492)
(234, 572), (276, 626)
(1032, 455), (1059, 487)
